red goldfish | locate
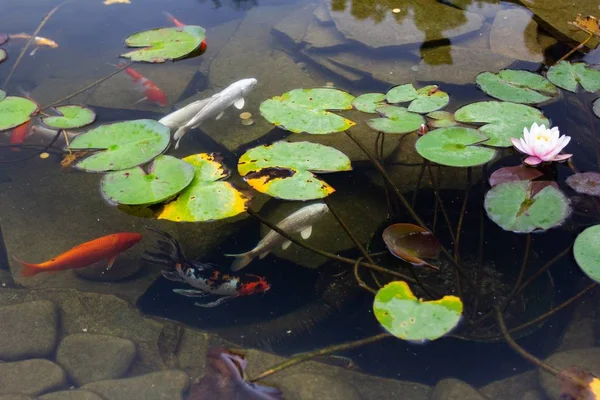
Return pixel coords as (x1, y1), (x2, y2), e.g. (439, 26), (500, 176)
(10, 121), (32, 151)
(162, 11), (207, 52)
(114, 63), (168, 107)
(15, 232), (142, 277)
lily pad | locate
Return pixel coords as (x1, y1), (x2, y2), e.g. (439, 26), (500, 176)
(42, 105), (96, 129)
(454, 101), (549, 147)
(574, 225), (600, 283)
(546, 61), (600, 93)
(489, 165), (544, 187)
(158, 153), (250, 222)
(260, 88), (355, 134)
(484, 180), (571, 233)
(373, 281), (463, 341)
(101, 155), (195, 205)
(121, 25), (207, 63)
(0, 90), (5, 102)
(238, 141), (352, 200)
(594, 98), (600, 119)
(0, 96), (39, 132)
(566, 172), (600, 196)
(386, 84), (449, 114)
(382, 223), (441, 266)
(415, 127), (497, 167)
(427, 111), (457, 128)
(0, 34), (8, 45)
(367, 106), (425, 134)
(0, 49), (6, 64)
(352, 93), (386, 113)
(475, 70), (557, 104)
(68, 119), (171, 172)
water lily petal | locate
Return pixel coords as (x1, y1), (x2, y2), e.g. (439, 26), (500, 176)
(511, 137), (528, 154)
(550, 153), (573, 162)
(543, 135), (571, 160)
(524, 155), (542, 165)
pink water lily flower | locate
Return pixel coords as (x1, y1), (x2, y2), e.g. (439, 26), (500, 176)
(510, 122), (572, 166)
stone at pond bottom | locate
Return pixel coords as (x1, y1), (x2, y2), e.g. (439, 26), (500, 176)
(272, 4), (316, 46)
(480, 370), (539, 400)
(0, 396), (36, 400)
(520, 390), (546, 400)
(431, 378), (487, 400)
(0, 359), (67, 396)
(0, 300), (58, 361)
(539, 347), (600, 399)
(40, 390), (105, 400)
(490, 9), (544, 63)
(56, 333), (137, 386)
(278, 373), (362, 400)
(81, 370), (189, 400)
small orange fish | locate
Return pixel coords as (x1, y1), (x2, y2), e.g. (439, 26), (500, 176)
(10, 121), (32, 151)
(9, 33), (58, 55)
(15, 232), (142, 277)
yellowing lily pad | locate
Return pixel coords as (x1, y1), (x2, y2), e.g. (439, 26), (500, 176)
(121, 26), (207, 63)
(574, 225), (600, 283)
(42, 105), (96, 129)
(386, 84), (449, 114)
(476, 70), (558, 104)
(415, 127), (497, 167)
(367, 105), (425, 134)
(0, 96), (39, 132)
(547, 61), (600, 93)
(373, 281), (462, 341)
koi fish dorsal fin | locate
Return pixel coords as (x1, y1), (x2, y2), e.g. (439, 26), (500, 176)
(233, 98), (245, 109)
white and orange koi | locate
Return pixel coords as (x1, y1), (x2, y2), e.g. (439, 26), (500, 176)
(9, 33), (58, 56)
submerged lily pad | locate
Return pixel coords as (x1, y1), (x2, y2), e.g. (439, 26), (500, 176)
(238, 141), (351, 200)
(415, 127), (496, 167)
(574, 225), (600, 283)
(352, 93), (386, 113)
(382, 223), (441, 266)
(489, 165), (544, 187)
(427, 111), (457, 128)
(476, 70), (557, 104)
(386, 84), (449, 114)
(42, 105), (96, 129)
(102, 155), (195, 205)
(260, 88), (355, 134)
(158, 153), (250, 222)
(68, 119), (170, 172)
(484, 180), (570, 233)
(0, 49), (6, 64)
(454, 101), (549, 147)
(367, 106), (425, 134)
(594, 98), (600, 119)
(547, 61), (600, 93)
(566, 172), (600, 196)
(373, 281), (462, 341)
(121, 26), (207, 63)
(0, 96), (38, 132)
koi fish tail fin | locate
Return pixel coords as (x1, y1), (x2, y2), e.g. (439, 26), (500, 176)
(140, 228), (188, 266)
(13, 256), (40, 277)
(224, 252), (254, 271)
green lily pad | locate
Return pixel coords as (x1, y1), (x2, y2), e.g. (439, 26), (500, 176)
(454, 101), (549, 147)
(373, 281), (463, 341)
(475, 70), (558, 104)
(0, 49), (6, 64)
(427, 111), (457, 128)
(158, 153), (250, 222)
(68, 119), (171, 172)
(0, 90), (6, 102)
(238, 141), (352, 200)
(593, 98), (600, 119)
(367, 106), (425, 134)
(386, 84), (449, 114)
(352, 93), (386, 113)
(415, 127), (497, 167)
(547, 61), (600, 93)
(121, 25), (207, 63)
(386, 84), (418, 104)
(260, 88), (355, 134)
(574, 225), (600, 283)
(101, 155), (195, 205)
(42, 105), (96, 129)
(0, 96), (39, 132)
(484, 180), (571, 233)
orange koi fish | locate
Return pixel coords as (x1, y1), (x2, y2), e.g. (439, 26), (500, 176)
(114, 62), (168, 107)
(15, 232), (142, 277)
(9, 121), (32, 151)
(162, 11), (207, 52)
(9, 33), (58, 56)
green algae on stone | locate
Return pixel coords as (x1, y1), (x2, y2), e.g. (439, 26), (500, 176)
(42, 105), (96, 129)
(0, 96), (38, 132)
(547, 61), (600, 93)
(476, 70), (557, 104)
(574, 225), (600, 283)
(415, 127), (496, 167)
(367, 105), (425, 134)
(121, 26), (207, 63)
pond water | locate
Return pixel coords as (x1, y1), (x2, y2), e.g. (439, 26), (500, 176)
(1, 0), (600, 398)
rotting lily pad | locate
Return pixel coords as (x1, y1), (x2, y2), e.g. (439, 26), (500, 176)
(566, 172), (600, 196)
(546, 61), (600, 93)
(574, 225), (600, 283)
(352, 93), (386, 113)
(484, 180), (571, 233)
(415, 126), (497, 167)
(238, 141), (352, 200)
(454, 101), (549, 147)
(68, 119), (171, 172)
(42, 105), (96, 129)
(475, 70), (558, 104)
(101, 155), (195, 205)
(121, 25), (207, 63)
(489, 165), (543, 187)
(0, 49), (6, 64)
(382, 223), (441, 267)
(367, 105), (425, 134)
(158, 153), (250, 222)
(594, 98), (600, 119)
(260, 88), (355, 134)
(386, 84), (449, 114)
(427, 111), (457, 128)
(373, 281), (463, 341)
(0, 96), (39, 132)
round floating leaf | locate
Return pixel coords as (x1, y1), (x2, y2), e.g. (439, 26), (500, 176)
(0, 90), (6, 102)
(476, 70), (557, 104)
(238, 141), (352, 200)
(121, 26), (207, 63)
(0, 96), (38, 132)
(408, 85), (449, 114)
(42, 105), (96, 129)
(367, 106), (425, 134)
(158, 154), (250, 222)
(454, 101), (549, 147)
(594, 98), (600, 119)
(566, 172), (600, 196)
(382, 223), (441, 266)
(101, 155), (195, 205)
(547, 61), (600, 93)
(0, 49), (6, 64)
(373, 281), (463, 341)
(352, 93), (386, 113)
(0, 34), (8, 45)
(415, 127), (497, 167)
(574, 225), (600, 283)
(489, 165), (544, 187)
(386, 84), (418, 104)
(427, 111), (457, 128)
(260, 88), (355, 134)
(484, 180), (571, 233)
(69, 119), (171, 172)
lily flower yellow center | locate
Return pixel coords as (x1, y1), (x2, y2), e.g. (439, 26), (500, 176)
(510, 122), (572, 166)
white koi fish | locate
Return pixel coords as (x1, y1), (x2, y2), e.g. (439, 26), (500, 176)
(225, 203), (329, 271)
